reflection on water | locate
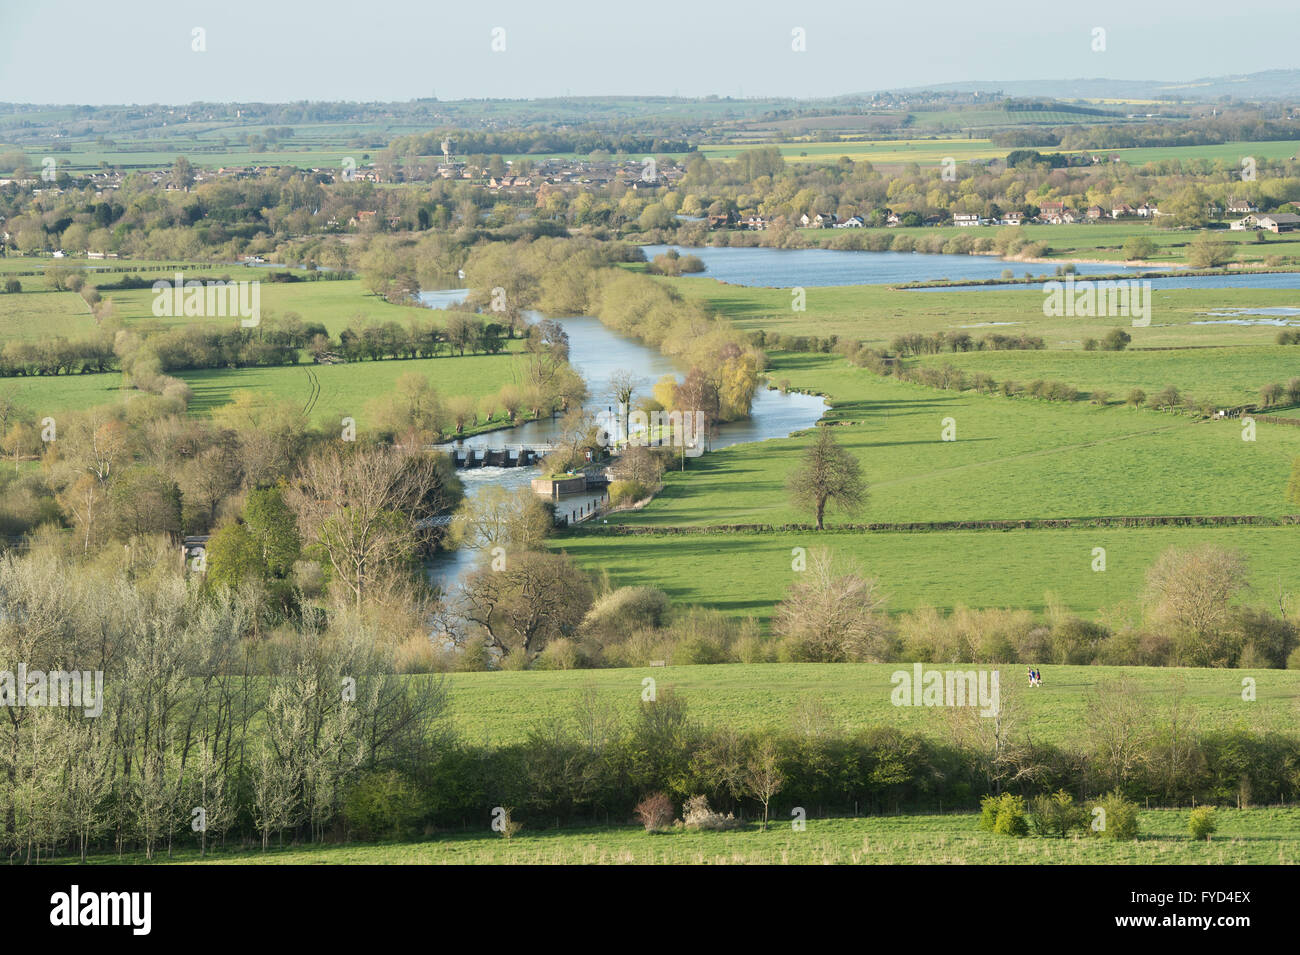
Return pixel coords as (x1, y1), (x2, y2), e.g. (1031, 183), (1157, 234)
(642, 244), (1151, 287)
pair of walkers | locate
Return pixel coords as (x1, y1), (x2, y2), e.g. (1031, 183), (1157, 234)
(1027, 667), (1044, 687)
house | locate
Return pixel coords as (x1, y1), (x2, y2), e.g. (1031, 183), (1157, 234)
(707, 212), (734, 229)
(1136, 203), (1157, 217)
(814, 213), (838, 228)
(739, 214), (768, 231)
(1062, 208), (1080, 223)
(836, 215), (865, 228)
(1111, 204), (1134, 218)
(953, 213), (983, 227)
(1000, 211), (1025, 226)
(1252, 213), (1300, 233)
(886, 212), (903, 227)
(1086, 206), (1106, 220)
(1038, 201), (1064, 219)
(1227, 199), (1258, 214)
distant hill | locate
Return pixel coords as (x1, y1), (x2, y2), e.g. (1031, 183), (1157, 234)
(884, 70), (1300, 102)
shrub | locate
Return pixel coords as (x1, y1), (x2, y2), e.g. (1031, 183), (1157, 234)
(634, 792), (675, 833)
(1188, 806), (1217, 842)
(1101, 328), (1131, 351)
(343, 770), (426, 841)
(679, 794), (739, 831)
(1090, 790), (1140, 840)
(980, 793), (1029, 837)
(608, 479), (649, 507)
(582, 586), (671, 640)
(1030, 790), (1088, 838)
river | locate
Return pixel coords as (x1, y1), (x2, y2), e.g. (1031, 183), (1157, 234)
(417, 291), (826, 588)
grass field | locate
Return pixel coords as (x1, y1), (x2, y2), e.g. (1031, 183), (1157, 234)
(914, 345), (1300, 406)
(2, 351), (530, 429)
(700, 137), (1300, 171)
(438, 663), (1297, 747)
(557, 524), (1300, 620)
(661, 277), (1300, 347)
(603, 355), (1300, 526)
(71, 806), (1300, 864)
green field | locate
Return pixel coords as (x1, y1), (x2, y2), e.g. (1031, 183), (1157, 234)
(915, 345), (1300, 407)
(700, 136), (1300, 171)
(558, 524), (1300, 620)
(662, 278), (1300, 346)
(606, 356), (1300, 526)
(440, 663), (1297, 747)
(3, 351), (529, 429)
(73, 807), (1300, 864)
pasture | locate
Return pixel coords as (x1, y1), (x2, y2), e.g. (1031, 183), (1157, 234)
(76, 807), (1300, 865)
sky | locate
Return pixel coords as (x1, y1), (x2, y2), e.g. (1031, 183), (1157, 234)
(2, 0), (1299, 104)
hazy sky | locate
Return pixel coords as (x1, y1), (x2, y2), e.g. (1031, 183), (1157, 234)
(2, 0), (1298, 104)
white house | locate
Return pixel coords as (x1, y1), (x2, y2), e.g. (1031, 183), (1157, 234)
(953, 213), (983, 227)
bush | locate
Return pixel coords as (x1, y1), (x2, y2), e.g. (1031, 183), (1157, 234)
(608, 479), (649, 507)
(679, 794), (739, 831)
(980, 792), (1029, 837)
(1090, 790), (1140, 840)
(1188, 806), (1217, 842)
(635, 792), (675, 832)
(582, 586), (671, 640)
(343, 770), (426, 841)
(1030, 790), (1088, 838)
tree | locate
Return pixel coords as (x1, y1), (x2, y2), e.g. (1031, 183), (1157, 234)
(1122, 236), (1158, 261)
(458, 550), (593, 660)
(1144, 544), (1249, 666)
(449, 484), (551, 553)
(288, 444), (458, 608)
(608, 368), (638, 447)
(1188, 234), (1236, 269)
(774, 548), (889, 661)
(786, 427), (866, 529)
(742, 740), (784, 831)
(107, 467), (182, 540)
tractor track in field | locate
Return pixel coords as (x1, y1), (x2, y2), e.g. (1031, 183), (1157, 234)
(302, 365), (321, 418)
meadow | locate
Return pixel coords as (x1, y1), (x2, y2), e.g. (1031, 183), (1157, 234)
(73, 807), (1300, 865)
(700, 136), (1300, 171)
(662, 276), (1300, 347)
(557, 524), (1300, 620)
(914, 345), (1300, 407)
(604, 355), (1300, 526)
(437, 662), (1297, 747)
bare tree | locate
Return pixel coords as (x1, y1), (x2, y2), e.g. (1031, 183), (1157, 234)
(608, 368), (638, 447)
(289, 444), (457, 609)
(773, 548), (889, 661)
(786, 427), (866, 529)
(458, 551), (593, 660)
